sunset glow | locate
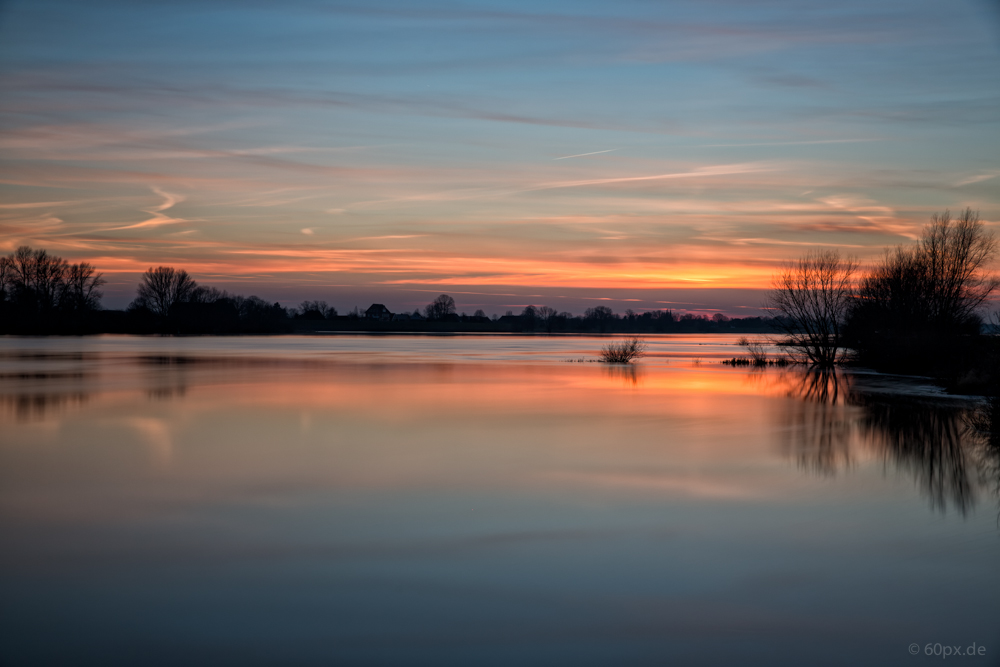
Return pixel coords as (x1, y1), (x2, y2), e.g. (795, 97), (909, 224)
(1, 0), (998, 314)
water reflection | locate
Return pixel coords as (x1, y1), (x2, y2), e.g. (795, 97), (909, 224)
(0, 353), (94, 421)
(858, 393), (978, 513)
(602, 363), (643, 387)
(967, 398), (1000, 506)
(147, 385), (187, 401)
(779, 370), (999, 515)
(2, 338), (1000, 664)
(0, 392), (90, 421)
(778, 371), (853, 476)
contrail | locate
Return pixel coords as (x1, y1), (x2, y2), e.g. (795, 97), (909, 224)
(700, 138), (878, 148)
(554, 149), (618, 160)
(531, 162), (772, 191)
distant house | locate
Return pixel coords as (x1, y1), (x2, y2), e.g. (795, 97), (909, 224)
(365, 304), (393, 321)
(391, 312), (411, 322)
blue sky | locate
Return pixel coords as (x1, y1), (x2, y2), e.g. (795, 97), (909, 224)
(1, 0), (998, 314)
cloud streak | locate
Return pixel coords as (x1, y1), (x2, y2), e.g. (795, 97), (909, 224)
(530, 163), (775, 191)
(105, 187), (190, 232)
(554, 149), (618, 160)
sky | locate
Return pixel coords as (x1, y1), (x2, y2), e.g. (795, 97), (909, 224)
(1, 0), (999, 316)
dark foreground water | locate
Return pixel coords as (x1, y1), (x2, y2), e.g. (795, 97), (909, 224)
(1, 335), (998, 666)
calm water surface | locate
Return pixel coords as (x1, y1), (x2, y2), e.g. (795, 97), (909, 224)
(1, 335), (997, 666)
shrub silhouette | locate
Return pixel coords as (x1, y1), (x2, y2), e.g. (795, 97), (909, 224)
(738, 336), (769, 366)
(600, 337), (647, 363)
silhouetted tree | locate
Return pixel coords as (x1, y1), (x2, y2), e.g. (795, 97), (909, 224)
(767, 250), (858, 367)
(0, 256), (10, 306)
(132, 266), (198, 317)
(425, 294), (456, 320)
(532, 305), (554, 332)
(8, 246), (69, 313)
(584, 305), (616, 332)
(0, 246), (104, 330)
(236, 296), (288, 332)
(847, 209), (998, 364)
(60, 262), (105, 314)
(520, 305), (537, 330)
(298, 300), (335, 319)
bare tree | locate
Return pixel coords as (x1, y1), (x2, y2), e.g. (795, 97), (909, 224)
(0, 255), (11, 303)
(584, 305), (616, 333)
(921, 208), (998, 323)
(767, 250), (858, 367)
(0, 246), (106, 325)
(7, 246), (69, 311)
(425, 294), (456, 320)
(60, 262), (105, 313)
(298, 300), (334, 319)
(853, 208), (998, 335)
(535, 305), (557, 332)
(133, 266), (198, 317)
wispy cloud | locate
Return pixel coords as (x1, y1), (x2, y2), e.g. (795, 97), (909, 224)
(0, 199), (92, 209)
(530, 162), (775, 191)
(955, 172), (999, 186)
(105, 187), (190, 231)
(699, 139), (880, 148)
(554, 149), (618, 160)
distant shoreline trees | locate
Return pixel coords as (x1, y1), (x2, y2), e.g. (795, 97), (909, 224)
(424, 294), (456, 320)
(126, 266), (290, 333)
(132, 267), (197, 318)
(0, 259), (778, 335)
(0, 246), (105, 332)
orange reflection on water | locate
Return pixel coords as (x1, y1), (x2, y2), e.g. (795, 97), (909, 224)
(0, 351), (816, 528)
(0, 339), (991, 526)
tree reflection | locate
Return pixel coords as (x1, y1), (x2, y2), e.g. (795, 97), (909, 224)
(779, 370), (853, 476)
(1, 392), (90, 422)
(0, 354), (93, 421)
(855, 394), (976, 513)
(779, 370), (998, 515)
(603, 363), (642, 387)
(967, 397), (1000, 509)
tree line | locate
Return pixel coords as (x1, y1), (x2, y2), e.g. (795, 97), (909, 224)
(0, 246), (106, 332)
(405, 294), (774, 333)
(0, 254), (292, 334)
(5, 207), (994, 356)
(0, 252), (781, 334)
